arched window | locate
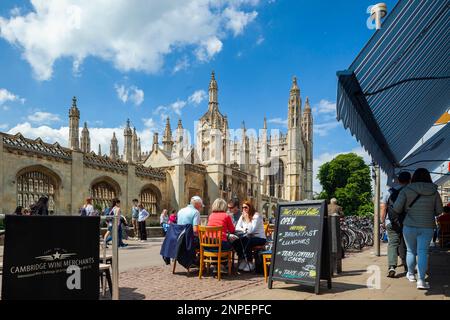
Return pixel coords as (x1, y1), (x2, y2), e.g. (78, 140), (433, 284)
(17, 171), (56, 213)
(140, 188), (158, 214)
(91, 181), (117, 211)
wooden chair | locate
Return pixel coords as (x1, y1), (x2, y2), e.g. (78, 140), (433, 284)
(438, 220), (450, 248)
(198, 226), (233, 281)
(262, 253), (272, 283)
(99, 263), (113, 297)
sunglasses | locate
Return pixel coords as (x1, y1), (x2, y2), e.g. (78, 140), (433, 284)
(242, 206), (249, 209)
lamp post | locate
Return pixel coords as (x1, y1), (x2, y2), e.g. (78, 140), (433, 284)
(374, 164), (381, 257)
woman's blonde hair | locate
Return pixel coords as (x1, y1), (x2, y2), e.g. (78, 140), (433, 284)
(211, 198), (228, 212)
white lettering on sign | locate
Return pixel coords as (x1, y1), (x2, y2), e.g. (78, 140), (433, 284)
(280, 251), (315, 258)
(66, 265), (81, 290)
(281, 238), (311, 246)
(283, 230), (319, 238)
(280, 217), (296, 225)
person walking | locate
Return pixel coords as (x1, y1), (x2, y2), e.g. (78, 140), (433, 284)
(131, 199), (140, 239)
(107, 198), (127, 248)
(137, 204), (150, 242)
(392, 168), (443, 290)
(160, 209), (169, 236)
(381, 171), (411, 278)
(30, 196), (49, 215)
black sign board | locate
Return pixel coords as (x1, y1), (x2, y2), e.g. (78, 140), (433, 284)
(268, 200), (331, 294)
(1, 216), (99, 300)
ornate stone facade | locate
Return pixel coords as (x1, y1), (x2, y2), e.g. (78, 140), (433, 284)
(0, 72), (313, 217)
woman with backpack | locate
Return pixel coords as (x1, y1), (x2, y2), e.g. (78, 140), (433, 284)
(393, 168), (443, 290)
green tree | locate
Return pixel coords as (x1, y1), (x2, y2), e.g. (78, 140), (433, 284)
(317, 153), (373, 216)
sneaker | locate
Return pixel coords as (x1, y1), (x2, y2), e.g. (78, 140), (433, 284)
(387, 266), (396, 278)
(417, 280), (430, 290)
(406, 272), (416, 282)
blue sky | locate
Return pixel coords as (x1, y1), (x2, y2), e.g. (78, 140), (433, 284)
(0, 0), (398, 193)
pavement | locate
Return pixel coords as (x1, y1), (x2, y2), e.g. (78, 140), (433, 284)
(1, 240), (449, 300)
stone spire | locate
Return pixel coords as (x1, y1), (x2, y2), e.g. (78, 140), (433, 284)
(162, 117), (174, 154)
(287, 76), (303, 201)
(68, 96), (80, 150)
(110, 132), (119, 160)
(152, 132), (159, 151)
(138, 138), (142, 162)
(263, 116), (267, 129)
(123, 119), (133, 163)
(302, 96), (313, 199)
(132, 127), (138, 162)
(208, 71), (218, 110)
(98, 144), (102, 156)
(80, 122), (91, 153)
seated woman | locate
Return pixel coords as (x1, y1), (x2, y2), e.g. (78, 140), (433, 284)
(207, 198), (236, 251)
(233, 200), (266, 272)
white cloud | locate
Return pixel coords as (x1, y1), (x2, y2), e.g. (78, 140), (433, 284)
(27, 111), (61, 124)
(0, 88), (25, 105)
(195, 37), (223, 62)
(173, 56), (190, 73)
(223, 7), (258, 36)
(188, 90), (207, 105)
(0, 1), (259, 80)
(0, 123), (9, 130)
(256, 35), (264, 45)
(115, 84), (144, 106)
(314, 99), (336, 114)
(313, 122), (340, 137)
(2, 105), (10, 111)
(170, 100), (187, 116)
(268, 117), (288, 127)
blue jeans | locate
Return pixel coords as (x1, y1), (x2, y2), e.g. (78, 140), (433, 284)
(402, 226), (434, 281)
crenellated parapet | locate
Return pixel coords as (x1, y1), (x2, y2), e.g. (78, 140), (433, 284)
(2, 133), (72, 161)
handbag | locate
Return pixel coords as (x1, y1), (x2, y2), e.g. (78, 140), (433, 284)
(390, 192), (421, 232)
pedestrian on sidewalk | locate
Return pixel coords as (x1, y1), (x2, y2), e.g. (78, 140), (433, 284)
(381, 171), (411, 278)
(160, 209), (169, 236)
(392, 168), (443, 290)
(137, 204), (150, 241)
(131, 199), (140, 239)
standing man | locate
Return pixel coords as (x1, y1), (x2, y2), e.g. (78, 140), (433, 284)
(381, 171), (411, 278)
(328, 198), (344, 219)
(227, 198), (241, 225)
(131, 199), (139, 240)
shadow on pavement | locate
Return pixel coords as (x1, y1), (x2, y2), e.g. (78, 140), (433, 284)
(333, 269), (367, 278)
(273, 281), (367, 295)
(100, 287), (146, 300)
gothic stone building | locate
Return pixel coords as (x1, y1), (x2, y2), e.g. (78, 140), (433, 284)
(0, 72), (313, 217)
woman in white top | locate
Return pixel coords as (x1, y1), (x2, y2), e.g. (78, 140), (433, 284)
(233, 200), (266, 271)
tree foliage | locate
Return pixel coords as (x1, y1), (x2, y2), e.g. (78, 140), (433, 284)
(317, 153), (373, 216)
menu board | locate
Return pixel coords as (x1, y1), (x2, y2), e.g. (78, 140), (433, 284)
(268, 200), (331, 294)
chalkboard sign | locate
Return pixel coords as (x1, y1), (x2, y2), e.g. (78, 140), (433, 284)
(1, 216), (99, 300)
(268, 200), (331, 294)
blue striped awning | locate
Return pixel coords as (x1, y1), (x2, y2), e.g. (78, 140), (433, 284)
(336, 0), (450, 182)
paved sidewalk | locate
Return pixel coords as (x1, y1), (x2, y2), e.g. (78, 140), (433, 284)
(221, 244), (450, 300)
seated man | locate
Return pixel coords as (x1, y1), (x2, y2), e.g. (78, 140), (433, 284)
(177, 196), (204, 248)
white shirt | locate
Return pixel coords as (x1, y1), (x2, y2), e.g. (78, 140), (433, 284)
(84, 204), (94, 216)
(236, 212), (266, 239)
(138, 209), (150, 222)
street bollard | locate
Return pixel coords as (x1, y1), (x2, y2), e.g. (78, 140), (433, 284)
(329, 214), (342, 275)
(112, 213), (119, 300)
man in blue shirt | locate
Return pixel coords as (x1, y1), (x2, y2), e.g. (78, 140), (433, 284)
(177, 196), (204, 236)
